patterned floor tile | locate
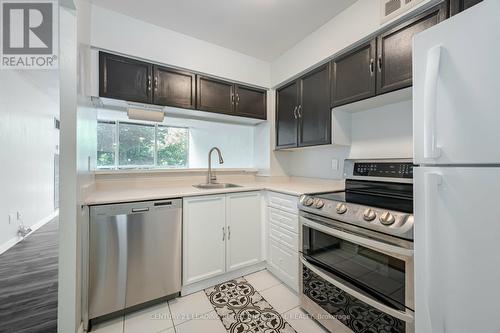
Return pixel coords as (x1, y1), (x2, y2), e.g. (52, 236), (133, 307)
(205, 277), (296, 333)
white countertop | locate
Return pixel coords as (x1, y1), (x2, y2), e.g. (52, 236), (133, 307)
(85, 176), (345, 205)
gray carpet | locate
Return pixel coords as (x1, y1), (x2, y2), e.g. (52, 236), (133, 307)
(0, 218), (59, 333)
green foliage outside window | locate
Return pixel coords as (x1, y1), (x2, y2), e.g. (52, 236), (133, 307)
(96, 120), (189, 169)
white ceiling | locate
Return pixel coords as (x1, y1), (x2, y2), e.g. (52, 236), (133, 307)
(89, 0), (356, 61)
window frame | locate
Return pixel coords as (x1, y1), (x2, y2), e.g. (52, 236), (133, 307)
(96, 119), (189, 170)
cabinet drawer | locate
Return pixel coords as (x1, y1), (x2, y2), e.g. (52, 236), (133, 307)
(267, 191), (298, 214)
(268, 207), (299, 233)
(269, 222), (298, 251)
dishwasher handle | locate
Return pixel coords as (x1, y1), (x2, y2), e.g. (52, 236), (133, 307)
(131, 207), (150, 213)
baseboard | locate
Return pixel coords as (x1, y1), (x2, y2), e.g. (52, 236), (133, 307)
(0, 210), (59, 255)
(181, 262), (266, 296)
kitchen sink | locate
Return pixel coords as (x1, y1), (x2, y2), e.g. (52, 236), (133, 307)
(193, 183), (242, 189)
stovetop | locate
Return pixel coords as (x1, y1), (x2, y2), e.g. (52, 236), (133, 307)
(298, 160), (414, 241)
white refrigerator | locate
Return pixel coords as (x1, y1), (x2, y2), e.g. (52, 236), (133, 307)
(413, 1), (500, 333)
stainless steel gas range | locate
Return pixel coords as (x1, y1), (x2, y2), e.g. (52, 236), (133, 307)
(298, 159), (415, 333)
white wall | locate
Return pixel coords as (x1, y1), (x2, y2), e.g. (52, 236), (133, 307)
(97, 109), (255, 169)
(58, 0), (96, 332)
(90, 5), (271, 88)
(349, 100), (413, 159)
(0, 70), (59, 252)
(271, 0), (379, 86)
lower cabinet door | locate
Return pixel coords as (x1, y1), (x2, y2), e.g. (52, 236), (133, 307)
(183, 195), (226, 285)
(226, 192), (262, 272)
(267, 237), (299, 292)
(279, 245), (299, 292)
(268, 238), (283, 275)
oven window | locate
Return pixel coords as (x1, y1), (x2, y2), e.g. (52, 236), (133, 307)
(302, 265), (406, 333)
(302, 225), (406, 310)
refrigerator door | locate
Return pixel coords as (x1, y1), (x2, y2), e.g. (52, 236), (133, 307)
(413, 1), (500, 165)
(414, 167), (500, 333)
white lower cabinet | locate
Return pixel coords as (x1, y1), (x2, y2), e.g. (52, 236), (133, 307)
(183, 192), (262, 286)
(226, 192), (262, 272)
(183, 195), (226, 285)
(266, 192), (300, 292)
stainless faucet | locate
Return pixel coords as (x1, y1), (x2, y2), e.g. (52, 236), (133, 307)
(207, 147), (224, 184)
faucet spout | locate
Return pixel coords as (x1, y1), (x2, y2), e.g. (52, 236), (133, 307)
(207, 147), (224, 184)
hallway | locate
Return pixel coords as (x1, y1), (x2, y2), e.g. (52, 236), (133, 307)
(0, 219), (59, 333)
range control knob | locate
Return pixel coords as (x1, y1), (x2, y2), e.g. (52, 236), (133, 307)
(314, 200), (325, 209)
(336, 203), (348, 214)
(363, 209), (376, 222)
(304, 197), (314, 206)
(299, 195), (307, 204)
(380, 212), (396, 225)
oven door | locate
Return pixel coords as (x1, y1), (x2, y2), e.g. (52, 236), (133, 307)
(299, 212), (414, 333)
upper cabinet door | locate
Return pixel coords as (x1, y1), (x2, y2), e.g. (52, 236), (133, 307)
(99, 52), (153, 104)
(153, 66), (196, 109)
(234, 85), (267, 120)
(376, 4), (446, 95)
(276, 81), (299, 149)
(298, 63), (331, 147)
(196, 75), (235, 115)
(449, 0), (483, 16)
(331, 40), (376, 107)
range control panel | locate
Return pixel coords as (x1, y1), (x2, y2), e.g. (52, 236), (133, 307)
(353, 162), (413, 179)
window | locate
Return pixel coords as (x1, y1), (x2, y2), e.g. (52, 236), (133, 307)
(97, 120), (189, 169)
(157, 126), (189, 168)
(97, 121), (116, 167)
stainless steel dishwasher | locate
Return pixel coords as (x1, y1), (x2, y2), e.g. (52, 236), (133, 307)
(88, 199), (182, 320)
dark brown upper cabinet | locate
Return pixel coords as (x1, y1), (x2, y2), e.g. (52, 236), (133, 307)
(196, 75), (235, 115)
(99, 51), (266, 120)
(234, 85), (267, 120)
(449, 0), (482, 16)
(299, 63), (331, 147)
(376, 4), (447, 94)
(331, 40), (376, 107)
(276, 81), (299, 149)
(99, 52), (153, 104)
(276, 64), (331, 149)
(153, 66), (196, 109)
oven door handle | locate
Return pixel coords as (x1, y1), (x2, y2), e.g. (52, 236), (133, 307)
(301, 217), (413, 259)
(300, 256), (414, 323)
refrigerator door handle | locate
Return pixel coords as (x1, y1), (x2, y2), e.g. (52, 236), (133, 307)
(424, 172), (443, 331)
(423, 45), (442, 160)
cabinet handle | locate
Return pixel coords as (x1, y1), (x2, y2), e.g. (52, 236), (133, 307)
(370, 58), (375, 75)
(228, 226), (231, 240)
(222, 227), (226, 241)
(147, 75), (152, 91)
(293, 106), (298, 119)
(154, 77), (158, 91)
(378, 56), (382, 72)
(297, 105), (302, 118)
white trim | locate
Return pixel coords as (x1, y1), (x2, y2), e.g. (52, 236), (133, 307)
(181, 262), (266, 296)
(0, 210), (59, 255)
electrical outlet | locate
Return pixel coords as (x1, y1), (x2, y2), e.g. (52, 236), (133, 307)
(8, 214), (16, 224)
(17, 212), (21, 220)
(331, 159), (339, 171)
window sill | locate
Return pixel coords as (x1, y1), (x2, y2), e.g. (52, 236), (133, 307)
(94, 167), (259, 176)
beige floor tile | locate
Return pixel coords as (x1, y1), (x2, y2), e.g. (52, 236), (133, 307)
(244, 269), (282, 291)
(260, 283), (300, 314)
(91, 316), (124, 333)
(168, 291), (214, 325)
(124, 301), (173, 333)
(284, 306), (329, 333)
(174, 311), (226, 333)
